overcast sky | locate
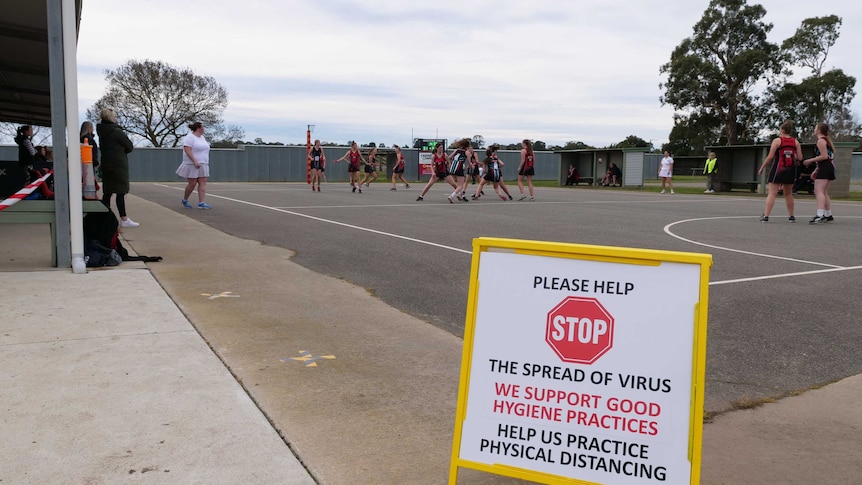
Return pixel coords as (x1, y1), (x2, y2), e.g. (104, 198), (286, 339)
(75, 0), (862, 148)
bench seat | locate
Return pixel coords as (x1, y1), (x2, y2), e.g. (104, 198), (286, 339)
(0, 200), (109, 266)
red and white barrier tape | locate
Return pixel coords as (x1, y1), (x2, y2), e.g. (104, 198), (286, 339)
(0, 170), (54, 211)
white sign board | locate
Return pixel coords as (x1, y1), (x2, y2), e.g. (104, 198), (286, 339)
(450, 238), (711, 485)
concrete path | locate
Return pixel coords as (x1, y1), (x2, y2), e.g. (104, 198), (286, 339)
(2, 194), (860, 484)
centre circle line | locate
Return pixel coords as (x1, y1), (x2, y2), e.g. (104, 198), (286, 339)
(664, 216), (842, 269)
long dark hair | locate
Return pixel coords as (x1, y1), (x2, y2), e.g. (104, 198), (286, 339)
(815, 122), (835, 152)
(14, 125), (32, 143)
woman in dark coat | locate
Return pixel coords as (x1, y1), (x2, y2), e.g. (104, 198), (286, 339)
(96, 108), (138, 227)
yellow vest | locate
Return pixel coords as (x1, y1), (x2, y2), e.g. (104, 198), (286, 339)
(704, 157), (717, 174)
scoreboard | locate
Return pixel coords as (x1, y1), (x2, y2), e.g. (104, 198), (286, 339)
(414, 138), (447, 151)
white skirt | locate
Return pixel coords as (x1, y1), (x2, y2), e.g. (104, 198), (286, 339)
(176, 163), (210, 179)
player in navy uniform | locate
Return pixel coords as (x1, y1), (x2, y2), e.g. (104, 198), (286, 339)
(472, 145), (510, 200)
(308, 139), (325, 191)
(803, 122), (836, 224)
(360, 147), (379, 187)
(466, 147), (480, 185)
(447, 138), (471, 202)
(758, 120), (802, 222)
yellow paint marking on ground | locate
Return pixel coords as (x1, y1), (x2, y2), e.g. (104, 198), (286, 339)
(285, 350), (336, 367)
(200, 291), (241, 300)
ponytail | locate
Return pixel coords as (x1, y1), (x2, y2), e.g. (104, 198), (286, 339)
(816, 122), (834, 151)
(14, 125), (32, 144)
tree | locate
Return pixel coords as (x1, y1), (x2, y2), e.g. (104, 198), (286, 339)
(533, 140), (547, 151)
(561, 140), (594, 150)
(782, 15), (841, 77)
(608, 135), (652, 149)
(768, 72), (857, 140)
(209, 124), (245, 148)
(660, 0), (780, 145)
(87, 59), (237, 147)
(666, 113), (722, 155)
(471, 135), (485, 149)
(0, 123), (51, 145)
(827, 106), (862, 142)
(768, 16), (858, 139)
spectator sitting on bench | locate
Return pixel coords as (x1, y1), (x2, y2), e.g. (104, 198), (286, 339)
(792, 160), (815, 195)
(33, 146), (53, 171)
(565, 164), (580, 185)
(600, 162), (621, 186)
(34, 145), (47, 163)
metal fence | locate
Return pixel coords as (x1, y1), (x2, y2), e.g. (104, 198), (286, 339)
(5, 144), (860, 184)
(0, 144), (561, 183)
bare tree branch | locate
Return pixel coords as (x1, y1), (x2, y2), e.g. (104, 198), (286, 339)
(88, 59), (237, 147)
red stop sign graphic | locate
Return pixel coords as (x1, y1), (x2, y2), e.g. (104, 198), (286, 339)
(546, 296), (615, 365)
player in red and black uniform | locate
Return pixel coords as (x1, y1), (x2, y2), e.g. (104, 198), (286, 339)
(416, 143), (457, 201)
(390, 144), (410, 191)
(517, 139), (536, 201)
(758, 120), (802, 222)
(803, 122), (837, 224)
(335, 142), (366, 193)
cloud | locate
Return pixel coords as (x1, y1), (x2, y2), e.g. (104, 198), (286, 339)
(76, 0), (862, 148)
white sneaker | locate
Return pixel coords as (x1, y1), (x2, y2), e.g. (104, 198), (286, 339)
(670, 190), (675, 194)
(660, 189), (666, 194)
(120, 218), (140, 228)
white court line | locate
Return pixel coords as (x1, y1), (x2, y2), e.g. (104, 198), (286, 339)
(664, 216), (842, 268)
(275, 203), (433, 209)
(153, 184), (471, 254)
(154, 184), (860, 285)
(665, 216), (862, 285)
(710, 265), (862, 286)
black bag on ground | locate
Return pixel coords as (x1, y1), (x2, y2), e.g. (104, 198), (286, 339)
(85, 239), (122, 267)
(82, 211), (163, 264)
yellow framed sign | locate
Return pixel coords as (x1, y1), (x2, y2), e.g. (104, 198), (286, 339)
(449, 238), (712, 485)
